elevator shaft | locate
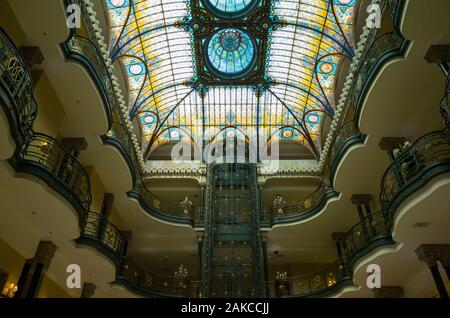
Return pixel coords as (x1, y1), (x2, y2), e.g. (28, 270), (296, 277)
(200, 163), (265, 298)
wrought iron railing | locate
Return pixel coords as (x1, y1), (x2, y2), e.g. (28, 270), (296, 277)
(261, 179), (337, 224)
(116, 258), (194, 298)
(0, 28), (37, 145)
(323, 0), (407, 174)
(12, 133), (91, 217)
(343, 211), (393, 265)
(351, 32), (405, 119)
(129, 180), (204, 224)
(327, 121), (364, 176)
(265, 258), (352, 298)
(440, 74), (450, 128)
(380, 131), (450, 227)
(77, 211), (125, 264)
(59, 0), (406, 229)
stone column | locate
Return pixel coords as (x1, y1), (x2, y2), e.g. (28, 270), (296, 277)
(19, 46), (45, 88)
(351, 194), (373, 240)
(415, 244), (450, 298)
(332, 232), (347, 258)
(424, 45), (450, 75)
(100, 193), (115, 219)
(373, 286), (404, 298)
(62, 138), (88, 159)
(80, 283), (96, 298)
(379, 137), (406, 161)
(98, 193), (115, 240)
(14, 241), (57, 298)
(59, 138), (88, 184)
(120, 231), (133, 258)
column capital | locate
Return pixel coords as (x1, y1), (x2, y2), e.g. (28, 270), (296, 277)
(373, 286), (404, 298)
(81, 283), (96, 298)
(350, 194), (372, 206)
(62, 138), (88, 153)
(34, 241), (57, 266)
(19, 46), (45, 67)
(425, 45), (450, 64)
(378, 137), (406, 151)
(415, 244), (450, 267)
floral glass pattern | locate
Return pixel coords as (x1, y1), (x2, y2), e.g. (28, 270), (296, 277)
(104, 0), (357, 158)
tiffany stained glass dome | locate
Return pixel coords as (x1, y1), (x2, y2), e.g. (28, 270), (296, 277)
(105, 0), (357, 159)
(201, 0), (260, 18)
(206, 28), (256, 78)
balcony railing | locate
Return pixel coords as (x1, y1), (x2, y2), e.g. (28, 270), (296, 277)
(0, 28), (37, 146)
(260, 180), (338, 226)
(327, 121), (366, 180)
(349, 0), (408, 124)
(128, 180), (204, 226)
(322, 0), (407, 176)
(77, 211), (125, 265)
(265, 258), (352, 298)
(380, 131), (450, 228)
(343, 211), (394, 266)
(115, 258), (195, 298)
(9, 132), (92, 219)
(440, 74), (449, 128)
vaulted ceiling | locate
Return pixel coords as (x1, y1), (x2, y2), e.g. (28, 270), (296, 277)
(105, 0), (357, 159)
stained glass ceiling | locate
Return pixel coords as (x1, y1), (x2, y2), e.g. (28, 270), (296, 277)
(105, 0), (357, 160)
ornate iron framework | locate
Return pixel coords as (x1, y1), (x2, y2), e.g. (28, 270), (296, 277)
(180, 0), (280, 92)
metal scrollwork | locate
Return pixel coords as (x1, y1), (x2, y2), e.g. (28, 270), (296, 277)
(6, 56), (24, 82)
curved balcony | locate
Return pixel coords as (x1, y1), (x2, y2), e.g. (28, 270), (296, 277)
(128, 180), (204, 227)
(265, 258), (352, 298)
(260, 180), (339, 227)
(8, 132), (92, 219)
(327, 121), (366, 184)
(0, 27), (37, 147)
(60, 0), (114, 129)
(342, 211), (394, 268)
(380, 130), (450, 228)
(76, 211), (125, 266)
(114, 258), (194, 298)
(351, 0), (409, 125)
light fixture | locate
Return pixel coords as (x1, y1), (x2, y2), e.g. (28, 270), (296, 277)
(3, 283), (18, 298)
(174, 264), (189, 291)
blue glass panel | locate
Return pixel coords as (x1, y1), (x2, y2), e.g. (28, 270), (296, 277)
(206, 28), (256, 77)
(205, 0), (256, 13)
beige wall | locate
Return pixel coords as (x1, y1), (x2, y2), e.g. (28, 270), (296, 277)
(32, 72), (66, 137)
(0, 236), (24, 295)
(37, 275), (71, 298)
(86, 166), (124, 229)
(1, 1), (66, 138)
(0, 238), (71, 298)
(0, 0), (25, 45)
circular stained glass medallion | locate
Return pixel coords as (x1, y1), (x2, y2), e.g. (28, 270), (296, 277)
(202, 0), (260, 18)
(206, 28), (257, 79)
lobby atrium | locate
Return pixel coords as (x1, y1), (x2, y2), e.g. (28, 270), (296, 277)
(0, 0), (450, 299)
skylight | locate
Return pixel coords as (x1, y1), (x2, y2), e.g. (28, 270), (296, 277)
(105, 0), (356, 159)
